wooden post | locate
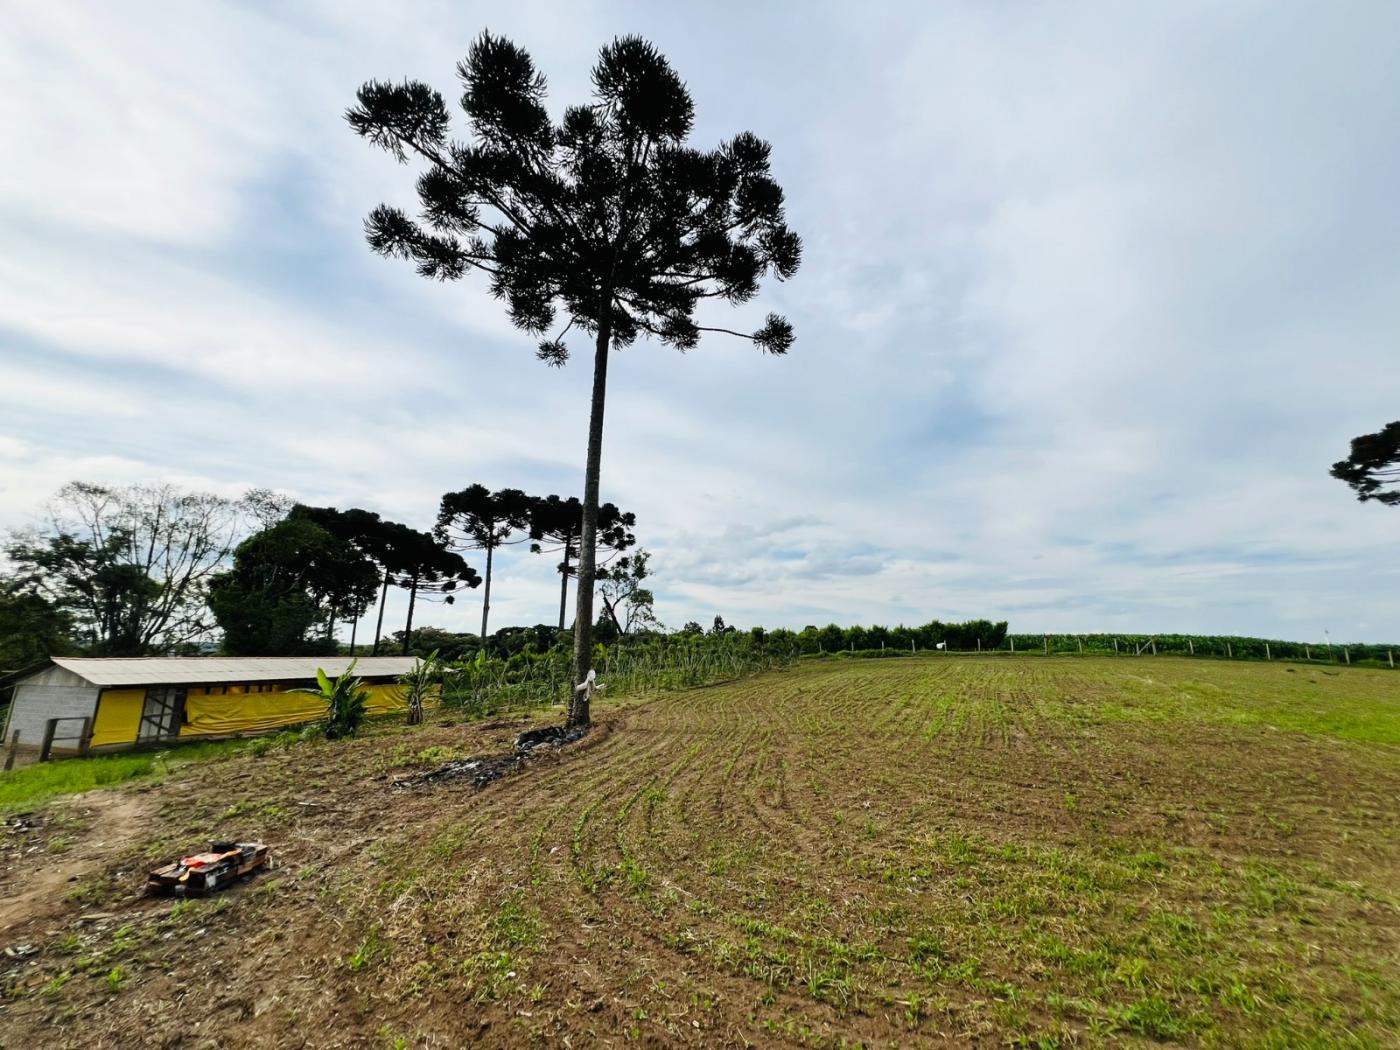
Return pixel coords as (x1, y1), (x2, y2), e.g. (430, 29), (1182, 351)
(911, 639), (915, 653)
(1077, 638), (1082, 655)
(39, 718), (58, 763)
(3, 730), (18, 772)
(1389, 650), (1394, 669)
(1265, 643), (1271, 661)
(78, 717), (93, 757)
(977, 637), (982, 653)
(1305, 645), (1310, 661)
(1010, 637), (1015, 653)
(1345, 648), (1351, 666)
(1188, 638), (1194, 655)
(1151, 640), (1156, 656)
(1113, 637), (1119, 655)
(1044, 635), (1049, 655)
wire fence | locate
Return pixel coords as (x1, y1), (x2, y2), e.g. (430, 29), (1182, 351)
(812, 633), (1397, 669)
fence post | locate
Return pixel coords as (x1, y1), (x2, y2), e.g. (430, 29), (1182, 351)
(3, 730), (18, 771)
(1113, 637), (1118, 655)
(39, 718), (58, 763)
(1344, 648), (1350, 666)
(977, 638), (982, 653)
(1227, 642), (1232, 659)
(1390, 650), (1394, 669)
(911, 639), (916, 653)
(1188, 638), (1194, 656)
(1151, 640), (1156, 656)
(1010, 637), (1015, 653)
(78, 717), (93, 756)
(1044, 635), (1049, 655)
(1305, 645), (1310, 661)
(1265, 643), (1271, 661)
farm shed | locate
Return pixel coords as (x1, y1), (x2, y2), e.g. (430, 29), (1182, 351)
(0, 656), (420, 756)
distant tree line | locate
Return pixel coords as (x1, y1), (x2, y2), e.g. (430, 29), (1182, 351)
(0, 480), (636, 670)
(792, 620), (1009, 654)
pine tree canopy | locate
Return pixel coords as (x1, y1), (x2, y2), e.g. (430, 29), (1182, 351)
(1331, 421), (1400, 505)
(346, 31), (801, 364)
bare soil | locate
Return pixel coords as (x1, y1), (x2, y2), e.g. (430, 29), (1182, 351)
(0, 657), (1397, 1048)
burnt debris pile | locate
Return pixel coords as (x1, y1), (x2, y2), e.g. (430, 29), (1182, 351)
(392, 724), (589, 792)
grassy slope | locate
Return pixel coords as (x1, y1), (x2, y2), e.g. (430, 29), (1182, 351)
(1, 657), (1397, 1048)
(0, 738), (271, 816)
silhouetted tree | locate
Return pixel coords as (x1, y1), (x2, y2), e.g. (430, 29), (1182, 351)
(388, 527), (482, 655)
(291, 506), (480, 654)
(349, 33), (801, 726)
(529, 495), (636, 630)
(1332, 421), (1400, 505)
(435, 485), (531, 639)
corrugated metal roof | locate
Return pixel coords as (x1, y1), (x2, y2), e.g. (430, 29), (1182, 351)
(49, 656), (420, 687)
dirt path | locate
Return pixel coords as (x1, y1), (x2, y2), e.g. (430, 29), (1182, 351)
(0, 791), (155, 936)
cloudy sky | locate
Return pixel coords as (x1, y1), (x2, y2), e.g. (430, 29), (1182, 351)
(2, 2), (1397, 642)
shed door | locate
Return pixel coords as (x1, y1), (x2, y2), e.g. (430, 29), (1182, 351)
(138, 687), (185, 741)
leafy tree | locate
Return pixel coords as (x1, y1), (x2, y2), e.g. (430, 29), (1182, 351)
(5, 482), (249, 655)
(0, 582), (73, 673)
(1332, 421), (1400, 505)
(710, 615), (736, 636)
(598, 548), (659, 636)
(679, 621), (704, 637)
(209, 518), (378, 655)
(292, 663), (370, 740)
(435, 485), (531, 640)
(529, 495), (636, 630)
(592, 612), (620, 646)
(349, 33), (801, 726)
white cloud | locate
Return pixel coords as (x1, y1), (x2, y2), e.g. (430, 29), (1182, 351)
(2, 2), (1398, 642)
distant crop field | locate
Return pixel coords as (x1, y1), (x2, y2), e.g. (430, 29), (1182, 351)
(2, 657), (1397, 1047)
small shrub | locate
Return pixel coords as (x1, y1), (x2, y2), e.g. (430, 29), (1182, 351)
(292, 665), (369, 740)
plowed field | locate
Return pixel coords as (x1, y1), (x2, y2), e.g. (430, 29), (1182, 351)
(2, 656), (1398, 1047)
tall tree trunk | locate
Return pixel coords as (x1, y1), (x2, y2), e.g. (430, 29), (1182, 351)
(350, 613), (358, 653)
(570, 311), (612, 727)
(480, 545), (493, 641)
(371, 570), (389, 656)
(402, 572), (419, 656)
(327, 604), (337, 645)
(557, 544), (571, 631)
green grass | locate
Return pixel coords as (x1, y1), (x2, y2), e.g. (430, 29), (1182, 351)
(6, 656), (1398, 1047)
(0, 738), (256, 814)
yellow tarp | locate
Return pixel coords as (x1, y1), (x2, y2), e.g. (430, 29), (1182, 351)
(91, 689), (145, 748)
(180, 683), (406, 737)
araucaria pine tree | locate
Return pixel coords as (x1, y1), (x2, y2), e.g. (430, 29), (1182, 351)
(528, 495), (635, 631)
(1331, 421), (1400, 506)
(349, 33), (801, 726)
(435, 484), (532, 641)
